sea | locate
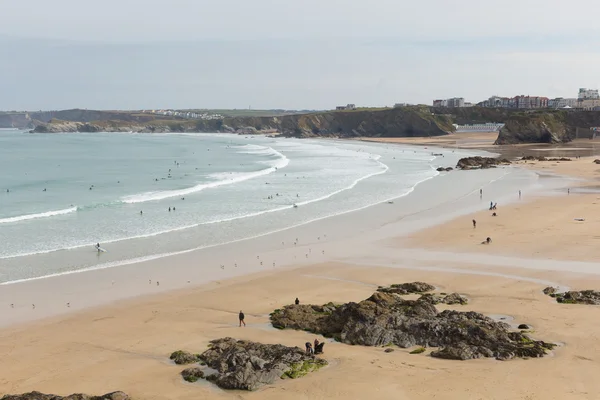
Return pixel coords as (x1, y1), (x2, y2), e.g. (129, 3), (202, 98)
(0, 129), (536, 284)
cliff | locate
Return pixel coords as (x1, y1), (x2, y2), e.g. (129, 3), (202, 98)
(434, 107), (600, 145)
(25, 107), (600, 144)
(0, 112), (35, 129)
(31, 107), (455, 138)
(495, 111), (600, 144)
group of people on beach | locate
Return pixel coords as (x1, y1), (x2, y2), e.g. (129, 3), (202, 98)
(305, 338), (324, 355)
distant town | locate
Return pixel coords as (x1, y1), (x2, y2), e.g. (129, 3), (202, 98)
(431, 88), (600, 111)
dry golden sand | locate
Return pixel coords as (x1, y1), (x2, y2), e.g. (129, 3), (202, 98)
(2, 263), (600, 400)
(4, 149), (600, 399)
(405, 157), (600, 261)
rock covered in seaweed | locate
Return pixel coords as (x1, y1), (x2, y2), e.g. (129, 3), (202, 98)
(1, 392), (129, 400)
(196, 338), (327, 391)
(545, 289), (600, 305)
(170, 350), (201, 365)
(181, 367), (204, 382)
(456, 156), (511, 170)
(270, 291), (554, 361)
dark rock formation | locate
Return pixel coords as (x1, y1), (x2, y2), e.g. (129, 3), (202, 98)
(270, 291), (554, 361)
(545, 290), (600, 305)
(181, 367), (204, 382)
(197, 338), (327, 391)
(1, 392), (128, 400)
(377, 282), (436, 295)
(384, 348), (395, 353)
(543, 286), (557, 296)
(456, 156), (511, 170)
(170, 350), (201, 365)
(496, 114), (568, 144)
(518, 324), (530, 330)
(436, 167), (454, 172)
(594, 159), (600, 164)
(521, 156), (571, 162)
(418, 292), (469, 305)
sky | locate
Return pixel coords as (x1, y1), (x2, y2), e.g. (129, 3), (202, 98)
(1, 0), (599, 110)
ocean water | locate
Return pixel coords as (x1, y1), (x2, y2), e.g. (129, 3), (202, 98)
(0, 130), (492, 283)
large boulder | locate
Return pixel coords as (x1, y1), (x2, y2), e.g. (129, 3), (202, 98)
(1, 392), (129, 400)
(197, 338), (327, 391)
(181, 367), (204, 382)
(271, 292), (554, 361)
(456, 156), (511, 170)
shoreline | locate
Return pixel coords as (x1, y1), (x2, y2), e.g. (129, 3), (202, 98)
(0, 138), (487, 285)
(0, 138), (573, 327)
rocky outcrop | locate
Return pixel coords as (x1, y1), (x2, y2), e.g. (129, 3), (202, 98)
(1, 392), (128, 400)
(521, 156), (571, 162)
(418, 292), (469, 305)
(544, 288), (600, 305)
(456, 156), (511, 170)
(376, 283), (467, 304)
(543, 286), (557, 295)
(270, 291), (554, 360)
(436, 167), (453, 172)
(30, 107), (455, 138)
(192, 338), (327, 391)
(495, 114), (568, 144)
(181, 367), (204, 382)
(377, 282), (436, 294)
(170, 350), (201, 364)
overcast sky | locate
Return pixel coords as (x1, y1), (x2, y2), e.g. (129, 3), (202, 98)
(1, 0), (599, 110)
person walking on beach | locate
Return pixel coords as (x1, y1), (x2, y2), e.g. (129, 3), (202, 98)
(239, 310), (246, 327)
(472, 219), (476, 228)
(295, 297), (300, 305)
(480, 189), (482, 197)
(519, 190), (522, 199)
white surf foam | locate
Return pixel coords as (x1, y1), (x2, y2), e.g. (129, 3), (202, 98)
(121, 146), (290, 204)
(0, 166), (439, 286)
(0, 207), (77, 224)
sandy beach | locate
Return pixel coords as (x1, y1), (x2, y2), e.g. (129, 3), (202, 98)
(3, 137), (600, 399)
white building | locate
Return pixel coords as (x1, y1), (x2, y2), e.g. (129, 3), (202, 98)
(454, 123), (505, 133)
(578, 88), (599, 100)
(548, 98), (578, 108)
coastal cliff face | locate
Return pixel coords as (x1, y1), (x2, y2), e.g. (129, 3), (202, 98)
(31, 108), (455, 138)
(495, 114), (569, 144)
(25, 107), (600, 144)
(436, 108), (600, 145)
(0, 113), (34, 129)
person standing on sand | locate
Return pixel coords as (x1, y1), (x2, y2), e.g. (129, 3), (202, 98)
(239, 310), (246, 327)
(295, 298), (300, 305)
(472, 219), (476, 228)
(480, 189), (482, 197)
